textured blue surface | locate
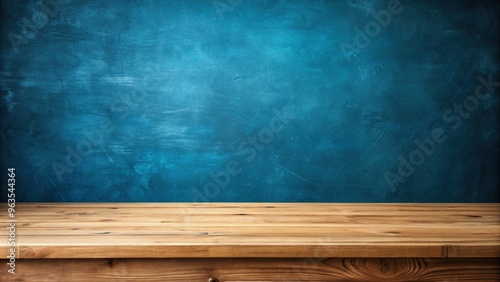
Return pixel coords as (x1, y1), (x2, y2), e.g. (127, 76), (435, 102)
(1, 0), (499, 202)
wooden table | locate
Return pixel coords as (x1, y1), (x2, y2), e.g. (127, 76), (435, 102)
(1, 203), (499, 281)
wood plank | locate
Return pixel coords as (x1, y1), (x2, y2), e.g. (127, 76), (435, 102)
(1, 258), (499, 281)
(1, 203), (499, 258)
(12, 226), (500, 237)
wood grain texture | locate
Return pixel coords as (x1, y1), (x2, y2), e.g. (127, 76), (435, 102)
(1, 258), (499, 281)
(0, 203), (499, 258)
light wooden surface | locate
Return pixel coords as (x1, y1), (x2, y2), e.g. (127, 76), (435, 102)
(1, 203), (499, 259)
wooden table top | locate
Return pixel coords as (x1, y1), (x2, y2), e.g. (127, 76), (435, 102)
(1, 203), (499, 259)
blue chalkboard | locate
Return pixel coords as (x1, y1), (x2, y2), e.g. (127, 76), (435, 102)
(1, 0), (499, 202)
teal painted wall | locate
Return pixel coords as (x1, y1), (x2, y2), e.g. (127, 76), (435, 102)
(1, 0), (499, 202)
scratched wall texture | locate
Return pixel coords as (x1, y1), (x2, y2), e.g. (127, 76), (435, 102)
(1, 0), (499, 202)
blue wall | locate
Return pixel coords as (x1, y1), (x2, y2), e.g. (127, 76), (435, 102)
(1, 0), (499, 202)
